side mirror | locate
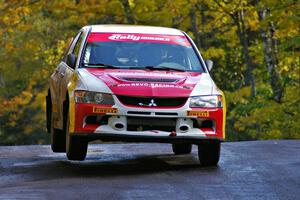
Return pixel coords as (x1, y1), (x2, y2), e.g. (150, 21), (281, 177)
(205, 59), (213, 71)
(66, 53), (76, 69)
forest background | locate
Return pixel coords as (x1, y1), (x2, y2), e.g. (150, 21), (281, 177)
(0, 0), (299, 145)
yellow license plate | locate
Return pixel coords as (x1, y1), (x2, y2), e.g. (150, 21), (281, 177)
(187, 110), (209, 117)
(93, 107), (118, 114)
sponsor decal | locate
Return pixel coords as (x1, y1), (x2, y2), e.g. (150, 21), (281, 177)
(92, 107), (118, 114)
(108, 34), (171, 42)
(116, 83), (184, 89)
(187, 110), (209, 117)
(109, 72), (182, 77)
(87, 33), (191, 46)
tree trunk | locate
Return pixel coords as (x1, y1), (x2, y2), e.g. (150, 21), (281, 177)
(194, 3), (208, 50)
(232, 10), (256, 97)
(258, 9), (283, 102)
(190, 6), (200, 47)
(199, 3), (208, 50)
(120, 0), (135, 24)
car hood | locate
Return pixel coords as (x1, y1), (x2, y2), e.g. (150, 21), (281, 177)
(77, 68), (217, 97)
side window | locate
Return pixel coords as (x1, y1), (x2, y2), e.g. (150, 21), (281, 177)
(62, 37), (74, 62)
(62, 32), (83, 62)
(72, 32), (84, 57)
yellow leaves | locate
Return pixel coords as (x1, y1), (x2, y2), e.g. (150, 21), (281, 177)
(278, 55), (299, 76)
(276, 25), (299, 39)
(7, 118), (17, 127)
(0, 84), (43, 130)
(44, 49), (57, 66)
(22, 90), (32, 98)
(282, 86), (300, 105)
(4, 42), (15, 53)
(31, 91), (46, 111)
(244, 7), (259, 31)
(226, 86), (251, 106)
(0, 3), (32, 29)
(247, 17), (259, 31)
(24, 126), (33, 135)
(165, 0), (188, 16)
(133, 0), (157, 22)
(107, 0), (126, 17)
(234, 121), (245, 132)
(43, 39), (68, 68)
(2, 91), (32, 112)
(275, 4), (300, 39)
(229, 92), (300, 140)
(57, 40), (67, 56)
(203, 47), (225, 60)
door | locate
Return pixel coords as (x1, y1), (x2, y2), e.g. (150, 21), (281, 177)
(50, 31), (84, 129)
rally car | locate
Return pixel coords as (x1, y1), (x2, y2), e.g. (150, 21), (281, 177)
(46, 25), (226, 166)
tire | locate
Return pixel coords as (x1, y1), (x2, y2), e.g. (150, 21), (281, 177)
(198, 141), (221, 167)
(51, 128), (66, 152)
(172, 143), (192, 155)
(65, 109), (88, 161)
(50, 107), (66, 153)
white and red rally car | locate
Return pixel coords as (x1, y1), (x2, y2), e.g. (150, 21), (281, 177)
(46, 25), (226, 166)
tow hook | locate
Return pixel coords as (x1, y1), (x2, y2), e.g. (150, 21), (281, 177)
(169, 131), (177, 137)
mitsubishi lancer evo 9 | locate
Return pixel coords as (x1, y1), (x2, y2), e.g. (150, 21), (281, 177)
(46, 25), (226, 166)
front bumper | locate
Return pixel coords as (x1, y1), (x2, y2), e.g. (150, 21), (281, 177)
(70, 96), (225, 141)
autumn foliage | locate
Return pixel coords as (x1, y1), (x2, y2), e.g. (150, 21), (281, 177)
(0, 0), (299, 144)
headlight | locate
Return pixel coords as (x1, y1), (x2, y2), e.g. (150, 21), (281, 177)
(189, 95), (222, 108)
(74, 91), (114, 105)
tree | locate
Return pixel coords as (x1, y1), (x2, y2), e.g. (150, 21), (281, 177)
(0, 0), (299, 144)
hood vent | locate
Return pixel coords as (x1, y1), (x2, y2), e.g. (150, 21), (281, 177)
(120, 77), (178, 83)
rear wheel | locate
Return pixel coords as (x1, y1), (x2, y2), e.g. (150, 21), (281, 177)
(50, 103), (66, 153)
(65, 107), (87, 161)
(46, 93), (51, 133)
(51, 127), (66, 152)
(198, 141), (221, 166)
(172, 143), (192, 155)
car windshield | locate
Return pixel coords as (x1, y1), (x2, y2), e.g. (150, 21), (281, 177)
(82, 33), (204, 72)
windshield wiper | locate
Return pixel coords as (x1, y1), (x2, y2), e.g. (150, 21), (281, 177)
(142, 65), (186, 72)
(84, 63), (120, 69)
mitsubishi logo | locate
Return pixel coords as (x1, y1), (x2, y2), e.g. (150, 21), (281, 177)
(148, 99), (157, 107)
(138, 99), (157, 107)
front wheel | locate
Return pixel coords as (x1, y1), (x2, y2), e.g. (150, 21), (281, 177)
(66, 115), (88, 161)
(198, 141), (221, 166)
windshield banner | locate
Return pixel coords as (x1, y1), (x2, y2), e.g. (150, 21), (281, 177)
(87, 33), (191, 46)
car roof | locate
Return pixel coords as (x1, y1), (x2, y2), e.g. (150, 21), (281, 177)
(86, 24), (184, 36)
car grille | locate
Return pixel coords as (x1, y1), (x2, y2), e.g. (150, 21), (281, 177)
(127, 117), (176, 131)
(117, 95), (187, 107)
